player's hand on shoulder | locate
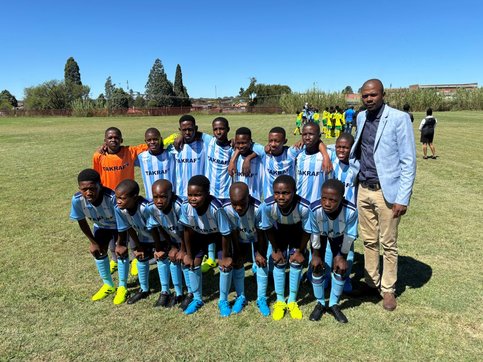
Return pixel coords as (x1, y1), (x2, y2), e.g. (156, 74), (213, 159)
(97, 143), (108, 155)
(292, 139), (304, 149)
(173, 135), (184, 151)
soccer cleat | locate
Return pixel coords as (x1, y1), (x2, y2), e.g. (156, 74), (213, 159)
(201, 257), (217, 273)
(91, 284), (116, 301)
(130, 258), (138, 276)
(218, 300), (232, 317)
(184, 299), (204, 315)
(127, 289), (150, 305)
(113, 286), (128, 305)
(272, 301), (287, 321)
(256, 297), (270, 317)
(231, 295), (247, 314)
(287, 302), (303, 320)
(309, 302), (326, 322)
(179, 293), (194, 311)
(109, 260), (118, 274)
(154, 292), (171, 308)
(168, 295), (184, 308)
(328, 305), (348, 323)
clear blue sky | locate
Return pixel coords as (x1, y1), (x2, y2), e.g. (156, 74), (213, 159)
(2, 0), (482, 100)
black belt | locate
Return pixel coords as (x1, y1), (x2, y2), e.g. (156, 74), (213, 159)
(360, 181), (381, 191)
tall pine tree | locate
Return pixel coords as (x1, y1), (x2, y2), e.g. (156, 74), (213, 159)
(145, 59), (174, 107)
(173, 64), (191, 107)
(64, 57), (82, 86)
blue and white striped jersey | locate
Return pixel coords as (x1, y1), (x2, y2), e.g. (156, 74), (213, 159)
(233, 143), (265, 201)
(223, 196), (261, 243)
(146, 195), (184, 244)
(204, 134), (234, 199)
(114, 197), (154, 243)
(136, 147), (176, 200)
(259, 195), (311, 231)
(295, 150), (328, 203)
(179, 196), (232, 236)
(262, 146), (302, 198)
(70, 187), (117, 229)
(327, 146), (357, 207)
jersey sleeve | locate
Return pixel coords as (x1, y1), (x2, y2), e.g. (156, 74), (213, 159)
(69, 195), (85, 221)
(259, 203), (275, 230)
(288, 146), (302, 159)
(252, 143), (266, 159)
(341, 207), (358, 254)
(201, 132), (213, 146)
(129, 144), (149, 158)
(114, 207), (131, 232)
(216, 207), (232, 236)
(178, 203), (190, 227)
(92, 152), (102, 174)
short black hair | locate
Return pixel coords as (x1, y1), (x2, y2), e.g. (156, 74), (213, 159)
(273, 175), (296, 191)
(78, 169), (101, 184)
(212, 117), (229, 128)
(426, 108), (433, 116)
(179, 114), (196, 125)
(116, 179), (139, 197)
(403, 103), (410, 112)
(188, 175), (210, 193)
(269, 127), (286, 138)
(322, 179), (344, 197)
(337, 132), (355, 146)
(105, 127), (122, 138)
(302, 122), (320, 133)
(145, 127), (161, 137)
(236, 127), (252, 137)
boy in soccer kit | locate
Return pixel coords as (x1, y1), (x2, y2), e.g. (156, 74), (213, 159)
(179, 175), (234, 316)
(69, 169), (125, 303)
(114, 179), (167, 305)
(260, 175), (312, 320)
(308, 179), (357, 323)
(224, 182), (270, 316)
(136, 128), (176, 200)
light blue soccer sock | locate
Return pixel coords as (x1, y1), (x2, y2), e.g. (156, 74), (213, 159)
(156, 258), (170, 293)
(312, 274), (326, 306)
(288, 262), (302, 303)
(182, 265), (192, 294)
(208, 243), (216, 261)
(329, 273), (345, 307)
(273, 264), (286, 302)
(117, 257), (129, 288)
(233, 268), (245, 297)
(256, 266), (268, 299)
(137, 259), (150, 292)
(219, 269), (233, 301)
(188, 266), (202, 301)
(170, 262), (183, 296)
(324, 244), (333, 285)
(95, 256), (114, 287)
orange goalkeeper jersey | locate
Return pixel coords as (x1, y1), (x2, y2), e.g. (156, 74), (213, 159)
(93, 144), (148, 190)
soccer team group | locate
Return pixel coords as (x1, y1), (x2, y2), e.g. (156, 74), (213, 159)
(70, 114), (359, 323)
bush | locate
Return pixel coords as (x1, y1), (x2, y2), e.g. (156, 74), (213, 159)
(71, 98), (95, 117)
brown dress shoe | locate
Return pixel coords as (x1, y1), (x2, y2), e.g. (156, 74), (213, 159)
(383, 292), (397, 311)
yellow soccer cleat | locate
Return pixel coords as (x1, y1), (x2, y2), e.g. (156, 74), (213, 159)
(110, 260), (118, 274)
(130, 258), (138, 276)
(201, 257), (217, 273)
(287, 301), (303, 320)
(113, 286), (128, 305)
(91, 284), (116, 301)
(272, 301), (287, 321)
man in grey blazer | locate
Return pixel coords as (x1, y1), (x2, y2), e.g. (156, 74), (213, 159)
(350, 79), (416, 311)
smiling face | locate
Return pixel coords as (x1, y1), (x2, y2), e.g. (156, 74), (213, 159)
(187, 185), (209, 210)
(361, 80), (384, 113)
(273, 182), (295, 211)
(145, 130), (163, 154)
(179, 120), (197, 143)
(235, 134), (252, 155)
(321, 187), (342, 214)
(79, 181), (102, 203)
(335, 138), (351, 163)
(268, 132), (287, 156)
(104, 130), (122, 153)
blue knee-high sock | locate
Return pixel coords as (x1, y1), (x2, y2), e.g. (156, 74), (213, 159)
(273, 264), (286, 302)
(219, 269), (232, 301)
(95, 256), (114, 287)
(312, 274), (326, 306)
(329, 273), (345, 307)
(170, 262), (183, 296)
(288, 262), (302, 303)
(182, 265), (192, 294)
(208, 243), (216, 261)
(137, 259), (150, 292)
(233, 268), (245, 297)
(188, 266), (202, 301)
(324, 244), (333, 284)
(256, 266), (268, 299)
(117, 257), (129, 288)
(156, 258), (170, 293)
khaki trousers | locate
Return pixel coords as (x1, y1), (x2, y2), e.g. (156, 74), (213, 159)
(357, 185), (401, 294)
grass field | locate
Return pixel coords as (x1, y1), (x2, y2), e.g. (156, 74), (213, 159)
(0, 112), (482, 361)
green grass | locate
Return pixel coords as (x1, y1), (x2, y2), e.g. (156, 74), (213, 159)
(0, 112), (482, 361)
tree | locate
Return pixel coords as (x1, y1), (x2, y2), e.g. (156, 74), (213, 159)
(23, 80), (69, 110)
(111, 88), (130, 110)
(173, 64), (191, 107)
(0, 90), (18, 107)
(342, 86), (353, 94)
(64, 57), (82, 86)
(239, 77), (291, 106)
(104, 76), (116, 113)
(145, 59), (174, 107)
(64, 57), (89, 107)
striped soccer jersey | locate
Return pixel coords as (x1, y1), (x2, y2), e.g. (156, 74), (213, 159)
(114, 197), (154, 243)
(296, 150), (328, 203)
(179, 196), (232, 236)
(233, 143), (265, 201)
(223, 196), (261, 243)
(327, 146), (357, 206)
(146, 195), (184, 244)
(70, 187), (117, 229)
(263, 146), (302, 198)
(136, 147), (176, 200)
(204, 134), (234, 199)
(259, 195), (311, 231)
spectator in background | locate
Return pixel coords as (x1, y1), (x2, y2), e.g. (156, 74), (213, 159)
(419, 108), (437, 159)
(403, 103), (414, 123)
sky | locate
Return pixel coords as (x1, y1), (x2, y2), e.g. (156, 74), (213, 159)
(2, 0), (482, 100)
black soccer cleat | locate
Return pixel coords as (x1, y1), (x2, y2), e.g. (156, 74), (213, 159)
(168, 294), (184, 308)
(328, 305), (348, 323)
(154, 292), (171, 308)
(127, 289), (150, 305)
(179, 293), (194, 311)
(309, 302), (326, 322)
